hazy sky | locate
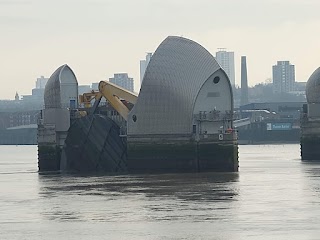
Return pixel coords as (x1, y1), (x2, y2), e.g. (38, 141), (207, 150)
(1, 0), (320, 99)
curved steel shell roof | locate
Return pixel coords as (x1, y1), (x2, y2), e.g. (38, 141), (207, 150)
(306, 67), (320, 104)
(128, 36), (230, 135)
(44, 64), (78, 109)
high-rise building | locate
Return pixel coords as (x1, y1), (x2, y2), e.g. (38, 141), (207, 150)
(91, 82), (99, 91)
(140, 52), (153, 86)
(215, 49), (235, 87)
(36, 76), (48, 89)
(19, 76), (48, 110)
(272, 61), (295, 93)
(109, 73), (134, 92)
(241, 56), (249, 106)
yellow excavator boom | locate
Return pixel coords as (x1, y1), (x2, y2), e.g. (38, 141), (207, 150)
(79, 90), (102, 108)
(98, 81), (138, 121)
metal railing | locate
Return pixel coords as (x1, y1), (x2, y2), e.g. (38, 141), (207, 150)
(194, 110), (233, 122)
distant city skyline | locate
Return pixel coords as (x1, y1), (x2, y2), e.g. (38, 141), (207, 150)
(35, 76), (48, 89)
(109, 73), (134, 92)
(1, 0), (320, 99)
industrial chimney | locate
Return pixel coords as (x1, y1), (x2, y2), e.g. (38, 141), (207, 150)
(241, 56), (249, 106)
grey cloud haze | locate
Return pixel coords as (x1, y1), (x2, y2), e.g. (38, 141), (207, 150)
(1, 0), (320, 98)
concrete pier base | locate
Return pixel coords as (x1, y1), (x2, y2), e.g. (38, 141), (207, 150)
(300, 67), (320, 161)
(127, 134), (238, 173)
(301, 136), (320, 160)
(38, 145), (61, 171)
(301, 118), (320, 161)
(37, 123), (65, 172)
(197, 142), (238, 172)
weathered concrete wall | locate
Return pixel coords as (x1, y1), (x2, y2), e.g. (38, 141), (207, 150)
(127, 141), (197, 173)
(127, 133), (238, 173)
(308, 104), (320, 118)
(38, 145), (61, 171)
(37, 123), (63, 171)
(300, 119), (320, 160)
(301, 137), (320, 160)
(198, 142), (238, 171)
(43, 108), (70, 131)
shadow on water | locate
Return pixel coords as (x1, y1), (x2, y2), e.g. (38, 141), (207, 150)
(37, 171), (240, 203)
(301, 160), (320, 175)
(37, 171), (240, 222)
(301, 161), (320, 194)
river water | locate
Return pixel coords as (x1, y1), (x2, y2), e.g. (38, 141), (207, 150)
(0, 144), (320, 240)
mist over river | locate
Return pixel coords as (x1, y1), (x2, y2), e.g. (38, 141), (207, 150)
(0, 144), (320, 240)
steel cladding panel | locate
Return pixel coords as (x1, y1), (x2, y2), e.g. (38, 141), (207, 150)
(308, 103), (320, 118)
(44, 64), (78, 109)
(306, 67), (320, 104)
(193, 69), (233, 134)
(60, 67), (79, 108)
(128, 36), (221, 135)
(43, 108), (70, 131)
(44, 66), (62, 108)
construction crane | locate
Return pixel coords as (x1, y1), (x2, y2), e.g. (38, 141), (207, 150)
(64, 80), (137, 173)
(79, 81), (138, 121)
(79, 90), (101, 108)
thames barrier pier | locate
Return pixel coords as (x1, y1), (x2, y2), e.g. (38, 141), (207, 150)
(127, 36), (238, 172)
(301, 67), (320, 160)
(38, 36), (238, 173)
(38, 64), (78, 171)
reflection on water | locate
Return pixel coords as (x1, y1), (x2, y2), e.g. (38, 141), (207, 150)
(38, 172), (239, 201)
(37, 172), (239, 223)
(302, 162), (320, 196)
(1, 145), (320, 240)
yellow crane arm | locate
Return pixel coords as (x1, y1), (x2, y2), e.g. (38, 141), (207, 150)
(98, 81), (138, 121)
(79, 90), (102, 108)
